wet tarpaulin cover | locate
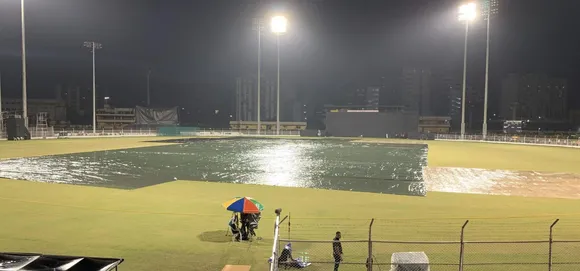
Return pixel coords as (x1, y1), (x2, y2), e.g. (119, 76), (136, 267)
(135, 106), (178, 125)
(0, 253), (123, 271)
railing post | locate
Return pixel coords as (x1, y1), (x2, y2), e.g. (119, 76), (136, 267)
(288, 212), (291, 239)
(459, 220), (469, 271)
(549, 219), (559, 271)
(270, 208), (282, 271)
(367, 218), (375, 271)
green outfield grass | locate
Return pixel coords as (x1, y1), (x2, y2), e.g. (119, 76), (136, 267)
(0, 137), (579, 270)
(0, 137), (188, 160)
(355, 138), (580, 174)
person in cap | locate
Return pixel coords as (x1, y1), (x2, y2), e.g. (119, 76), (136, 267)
(278, 243), (301, 268)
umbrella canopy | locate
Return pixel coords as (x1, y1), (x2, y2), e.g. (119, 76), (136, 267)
(222, 197), (264, 213)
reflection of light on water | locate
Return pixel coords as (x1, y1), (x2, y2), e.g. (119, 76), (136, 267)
(0, 156), (110, 185)
(247, 142), (310, 187)
(424, 167), (521, 194)
(0, 139), (429, 195)
(425, 167), (580, 198)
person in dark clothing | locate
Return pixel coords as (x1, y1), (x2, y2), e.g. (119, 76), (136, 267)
(229, 213), (240, 241)
(333, 231), (343, 271)
(240, 213), (250, 240)
(247, 212), (261, 238)
(278, 243), (300, 268)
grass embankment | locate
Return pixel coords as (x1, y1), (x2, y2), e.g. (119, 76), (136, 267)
(0, 137), (579, 270)
(0, 137), (186, 160)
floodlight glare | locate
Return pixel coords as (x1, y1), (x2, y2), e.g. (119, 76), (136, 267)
(271, 15), (287, 34)
(458, 3), (476, 21)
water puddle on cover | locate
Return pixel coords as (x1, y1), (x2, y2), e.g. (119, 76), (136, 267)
(0, 138), (428, 196)
(425, 167), (580, 199)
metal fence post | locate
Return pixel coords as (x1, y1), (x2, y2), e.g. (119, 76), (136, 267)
(459, 220), (469, 271)
(367, 218), (375, 271)
(549, 219), (559, 271)
(287, 212), (291, 239)
(270, 208), (282, 271)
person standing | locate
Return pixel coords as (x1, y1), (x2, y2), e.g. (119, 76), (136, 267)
(332, 231), (343, 271)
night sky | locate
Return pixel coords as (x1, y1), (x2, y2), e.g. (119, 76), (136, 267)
(0, 0), (579, 125)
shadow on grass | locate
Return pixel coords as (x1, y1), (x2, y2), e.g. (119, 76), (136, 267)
(198, 230), (273, 244)
(198, 230), (235, 243)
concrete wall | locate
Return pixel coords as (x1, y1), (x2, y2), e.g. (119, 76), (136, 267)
(325, 111), (419, 138)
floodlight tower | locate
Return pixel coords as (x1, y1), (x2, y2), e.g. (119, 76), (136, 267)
(83, 41), (102, 134)
(458, 3), (476, 139)
(271, 15), (287, 135)
(482, 0), (499, 139)
(21, 0), (28, 127)
(253, 18), (264, 135)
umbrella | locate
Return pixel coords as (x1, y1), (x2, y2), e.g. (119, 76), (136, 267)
(222, 197), (264, 213)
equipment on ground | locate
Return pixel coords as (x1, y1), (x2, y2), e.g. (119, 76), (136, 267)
(390, 252), (430, 271)
(0, 252), (123, 271)
(6, 116), (30, 140)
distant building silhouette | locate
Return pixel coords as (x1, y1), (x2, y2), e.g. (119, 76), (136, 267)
(235, 75), (276, 122)
(501, 74), (568, 121)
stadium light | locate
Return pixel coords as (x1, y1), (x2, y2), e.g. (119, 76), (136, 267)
(482, 0), (499, 140)
(458, 3), (476, 139)
(83, 41), (102, 134)
(253, 17), (264, 135)
(271, 15), (287, 135)
(21, 0), (28, 127)
(458, 3), (476, 21)
(270, 15), (287, 34)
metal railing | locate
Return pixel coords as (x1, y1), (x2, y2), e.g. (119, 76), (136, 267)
(55, 128), (156, 138)
(191, 129), (301, 137)
(271, 218), (580, 271)
(437, 134), (580, 148)
(1, 128), (302, 139)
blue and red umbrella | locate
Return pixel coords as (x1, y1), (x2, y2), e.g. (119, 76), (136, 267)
(222, 197), (264, 213)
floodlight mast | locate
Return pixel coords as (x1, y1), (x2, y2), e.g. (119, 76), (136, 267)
(458, 3), (476, 139)
(21, 0), (28, 127)
(254, 18), (264, 135)
(271, 15), (287, 135)
(83, 41), (102, 134)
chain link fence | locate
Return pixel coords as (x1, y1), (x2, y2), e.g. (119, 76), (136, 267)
(270, 217), (580, 271)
